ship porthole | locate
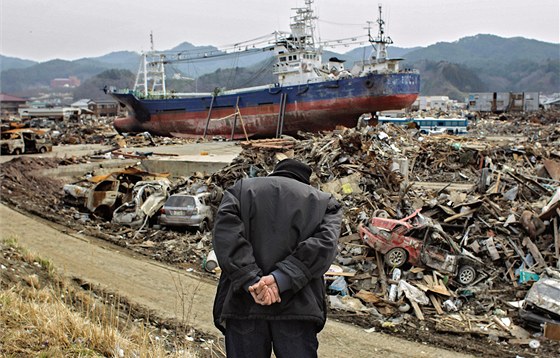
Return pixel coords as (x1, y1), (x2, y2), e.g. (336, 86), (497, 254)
(365, 80), (374, 88)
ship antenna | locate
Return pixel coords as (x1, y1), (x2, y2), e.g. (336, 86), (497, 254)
(369, 4), (392, 62)
(134, 31), (167, 98)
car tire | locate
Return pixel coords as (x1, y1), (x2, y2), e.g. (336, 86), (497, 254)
(373, 209), (390, 218)
(198, 220), (209, 233)
(385, 248), (407, 267)
(13, 148), (22, 155)
(39, 146), (47, 153)
(458, 265), (477, 285)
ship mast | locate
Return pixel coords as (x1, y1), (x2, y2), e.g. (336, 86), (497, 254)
(291, 0), (317, 51)
(272, 0), (323, 85)
(368, 4), (393, 63)
(134, 31), (167, 97)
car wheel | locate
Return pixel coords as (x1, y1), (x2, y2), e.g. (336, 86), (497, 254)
(385, 248), (407, 267)
(39, 146), (47, 153)
(13, 148), (22, 155)
(373, 209), (390, 218)
(198, 220), (209, 233)
(458, 265), (477, 285)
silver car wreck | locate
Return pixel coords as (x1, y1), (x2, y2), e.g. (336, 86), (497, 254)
(112, 180), (171, 228)
(520, 276), (560, 329)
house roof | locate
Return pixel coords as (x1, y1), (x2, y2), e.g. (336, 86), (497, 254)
(0, 93), (27, 102)
(71, 99), (94, 107)
(93, 99), (119, 104)
(543, 98), (560, 105)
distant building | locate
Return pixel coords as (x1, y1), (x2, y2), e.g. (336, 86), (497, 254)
(71, 99), (96, 112)
(71, 98), (120, 117)
(411, 96), (452, 111)
(19, 107), (81, 121)
(94, 99), (120, 117)
(50, 76), (81, 88)
(0, 93), (27, 118)
(467, 92), (539, 112)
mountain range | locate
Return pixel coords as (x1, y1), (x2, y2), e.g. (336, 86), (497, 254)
(1, 34), (558, 101)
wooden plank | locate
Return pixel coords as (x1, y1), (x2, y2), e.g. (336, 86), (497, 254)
(505, 260), (519, 287)
(417, 281), (452, 296)
(437, 204), (457, 216)
(492, 316), (511, 333)
(410, 300), (425, 320)
(411, 181), (475, 192)
(522, 237), (547, 267)
(435, 320), (509, 338)
(429, 294), (444, 315)
(424, 275), (434, 286)
(443, 208), (478, 223)
(544, 322), (560, 341)
(324, 271), (356, 277)
(375, 250), (388, 300)
(354, 290), (383, 304)
(508, 339), (533, 345)
(554, 217), (559, 264)
(494, 172), (502, 193)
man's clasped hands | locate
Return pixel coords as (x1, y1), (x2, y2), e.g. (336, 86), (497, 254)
(248, 274), (282, 306)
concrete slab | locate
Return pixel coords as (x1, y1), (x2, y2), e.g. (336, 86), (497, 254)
(31, 141), (243, 179)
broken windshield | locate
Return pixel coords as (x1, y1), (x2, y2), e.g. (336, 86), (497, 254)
(165, 195), (195, 207)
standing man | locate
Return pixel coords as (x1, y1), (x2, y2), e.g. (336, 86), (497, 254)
(212, 158), (342, 358)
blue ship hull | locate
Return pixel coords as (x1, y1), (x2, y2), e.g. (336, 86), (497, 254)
(111, 72), (420, 138)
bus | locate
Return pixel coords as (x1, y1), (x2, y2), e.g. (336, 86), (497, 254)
(377, 116), (468, 135)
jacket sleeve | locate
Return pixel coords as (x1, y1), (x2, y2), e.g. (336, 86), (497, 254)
(275, 195), (342, 293)
(212, 180), (262, 292)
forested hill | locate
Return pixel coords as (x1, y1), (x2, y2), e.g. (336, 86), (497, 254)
(1, 34), (558, 101)
(400, 34), (559, 97)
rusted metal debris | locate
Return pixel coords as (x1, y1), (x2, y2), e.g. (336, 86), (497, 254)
(1, 110), (560, 350)
(207, 111), (560, 343)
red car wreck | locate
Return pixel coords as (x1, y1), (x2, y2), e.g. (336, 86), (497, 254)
(358, 209), (483, 285)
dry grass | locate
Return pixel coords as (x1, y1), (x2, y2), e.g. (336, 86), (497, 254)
(0, 238), (198, 357)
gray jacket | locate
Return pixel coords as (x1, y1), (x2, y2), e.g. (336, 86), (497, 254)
(212, 176), (342, 333)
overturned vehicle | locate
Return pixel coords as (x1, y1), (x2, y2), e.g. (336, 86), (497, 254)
(359, 209), (484, 285)
(63, 167), (171, 223)
(519, 275), (560, 330)
(111, 180), (170, 228)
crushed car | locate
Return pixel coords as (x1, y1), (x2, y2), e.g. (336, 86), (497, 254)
(0, 128), (53, 155)
(112, 179), (171, 228)
(63, 167), (170, 221)
(358, 209), (483, 285)
(519, 276), (560, 330)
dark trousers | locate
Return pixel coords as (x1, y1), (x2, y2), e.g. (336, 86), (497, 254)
(225, 319), (318, 358)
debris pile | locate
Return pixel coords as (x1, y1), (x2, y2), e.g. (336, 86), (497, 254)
(1, 110), (560, 356)
(13, 116), (198, 148)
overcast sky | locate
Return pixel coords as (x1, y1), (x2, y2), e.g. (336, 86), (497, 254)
(1, 0), (558, 62)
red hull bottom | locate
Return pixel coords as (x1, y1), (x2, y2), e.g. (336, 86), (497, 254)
(114, 94), (418, 139)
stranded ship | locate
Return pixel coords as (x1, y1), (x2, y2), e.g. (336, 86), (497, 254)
(109, 1), (420, 139)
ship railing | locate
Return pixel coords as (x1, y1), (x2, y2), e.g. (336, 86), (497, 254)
(222, 84), (276, 95)
(164, 92), (213, 98)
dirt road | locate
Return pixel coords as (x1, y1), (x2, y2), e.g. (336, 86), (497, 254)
(0, 204), (474, 358)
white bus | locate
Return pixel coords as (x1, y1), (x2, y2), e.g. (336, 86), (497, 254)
(377, 116), (468, 135)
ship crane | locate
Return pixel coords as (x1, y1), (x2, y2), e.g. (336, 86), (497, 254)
(134, 36), (276, 97)
(132, 1), (405, 97)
